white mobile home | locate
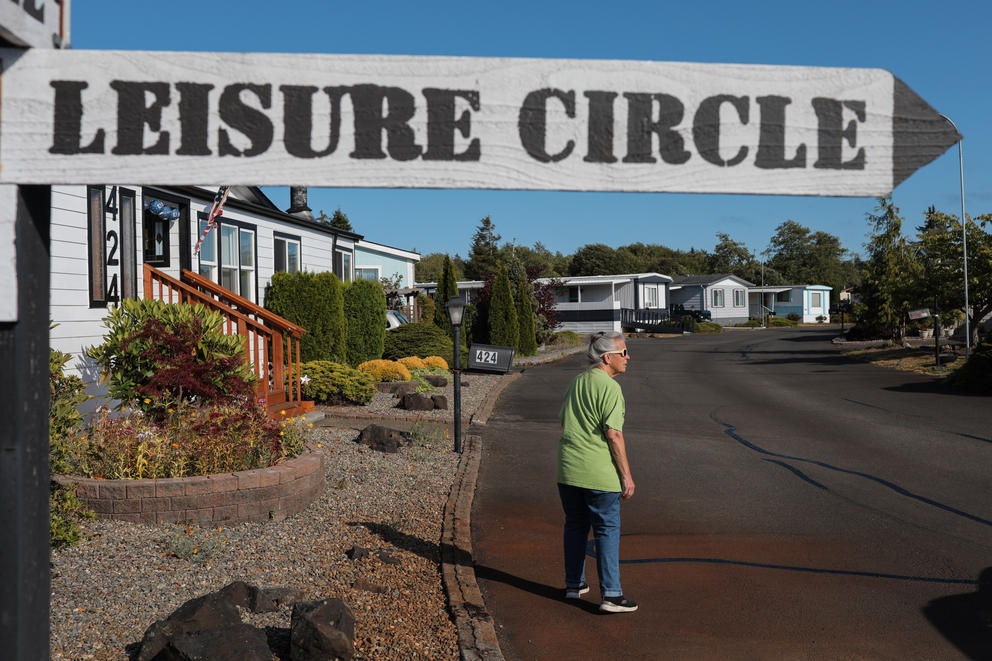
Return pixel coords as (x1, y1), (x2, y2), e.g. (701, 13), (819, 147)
(669, 274), (754, 326)
(50, 184), (362, 411)
(749, 285), (832, 323)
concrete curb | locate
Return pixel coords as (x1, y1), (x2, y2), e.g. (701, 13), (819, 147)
(441, 434), (504, 661)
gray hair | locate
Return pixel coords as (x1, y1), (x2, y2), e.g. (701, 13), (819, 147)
(587, 331), (624, 364)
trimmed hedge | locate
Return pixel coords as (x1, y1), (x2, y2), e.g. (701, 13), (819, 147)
(423, 355), (449, 370)
(344, 279), (387, 366)
(357, 359), (412, 382)
(383, 322), (454, 362)
(265, 271), (347, 362)
(397, 356), (428, 371)
(299, 360), (376, 405)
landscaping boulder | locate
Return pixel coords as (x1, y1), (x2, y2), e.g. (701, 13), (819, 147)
(345, 545), (370, 561)
(430, 394), (448, 410)
(391, 381), (418, 397)
(290, 599), (355, 661)
(357, 424), (411, 453)
(252, 587), (304, 613)
(148, 623), (271, 661)
(424, 375), (448, 388)
(401, 392), (434, 411)
(137, 593), (245, 661)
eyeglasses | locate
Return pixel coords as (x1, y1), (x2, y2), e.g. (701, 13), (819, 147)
(603, 348), (629, 358)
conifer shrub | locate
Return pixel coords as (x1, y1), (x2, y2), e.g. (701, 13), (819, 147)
(434, 255), (459, 332)
(300, 360), (376, 405)
(488, 265), (518, 348)
(422, 355), (449, 370)
(383, 322), (454, 362)
(344, 279), (387, 366)
(515, 278), (538, 356)
(265, 271), (347, 362)
(397, 355), (428, 371)
(356, 359), (412, 382)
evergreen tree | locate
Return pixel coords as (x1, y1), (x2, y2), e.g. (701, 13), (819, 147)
(465, 216), (502, 279)
(317, 207), (353, 231)
(488, 264), (518, 348)
(515, 277), (538, 356)
(433, 255), (459, 331)
(857, 198), (917, 339)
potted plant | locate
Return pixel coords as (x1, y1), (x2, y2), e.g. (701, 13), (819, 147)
(919, 320), (933, 339)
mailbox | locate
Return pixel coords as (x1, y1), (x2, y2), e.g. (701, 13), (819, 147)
(468, 344), (515, 373)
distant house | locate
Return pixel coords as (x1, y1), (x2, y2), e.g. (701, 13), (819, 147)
(669, 274), (754, 326)
(418, 273), (673, 334)
(749, 284), (832, 323)
(353, 240), (420, 289)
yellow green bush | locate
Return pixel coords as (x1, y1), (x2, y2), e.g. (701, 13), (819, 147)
(422, 355), (449, 370)
(397, 356), (428, 371)
(357, 359), (412, 382)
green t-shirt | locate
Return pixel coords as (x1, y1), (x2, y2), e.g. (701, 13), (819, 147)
(556, 367), (625, 492)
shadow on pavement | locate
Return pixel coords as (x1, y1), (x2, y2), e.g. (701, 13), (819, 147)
(922, 567), (992, 661)
(474, 565), (601, 614)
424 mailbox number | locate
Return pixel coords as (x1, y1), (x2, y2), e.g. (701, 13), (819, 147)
(475, 349), (499, 364)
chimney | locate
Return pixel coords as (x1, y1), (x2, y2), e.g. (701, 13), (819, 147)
(286, 186), (313, 220)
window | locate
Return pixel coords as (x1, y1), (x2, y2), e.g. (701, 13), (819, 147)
(712, 289), (725, 307)
(810, 292), (822, 308)
(733, 289), (745, 307)
(568, 286), (579, 303)
(356, 267), (380, 280)
(142, 201), (172, 267)
(198, 216), (257, 302)
(335, 250), (352, 283)
(87, 186), (107, 307)
(776, 290), (792, 303)
(644, 285), (659, 308)
(274, 233), (301, 274)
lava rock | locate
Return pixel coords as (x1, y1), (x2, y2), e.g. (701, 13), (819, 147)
(290, 599), (355, 661)
(401, 392), (435, 411)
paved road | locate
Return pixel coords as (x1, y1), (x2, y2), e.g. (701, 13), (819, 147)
(472, 327), (992, 660)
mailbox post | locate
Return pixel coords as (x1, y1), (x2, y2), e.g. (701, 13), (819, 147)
(446, 296), (466, 454)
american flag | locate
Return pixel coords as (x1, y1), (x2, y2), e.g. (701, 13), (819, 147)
(194, 186), (232, 255)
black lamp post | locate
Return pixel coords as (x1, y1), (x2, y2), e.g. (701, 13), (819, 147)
(446, 295), (466, 453)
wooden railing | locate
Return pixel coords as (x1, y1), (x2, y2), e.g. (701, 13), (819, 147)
(142, 264), (309, 413)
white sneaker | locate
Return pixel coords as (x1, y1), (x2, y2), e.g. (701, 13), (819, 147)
(599, 595), (638, 613)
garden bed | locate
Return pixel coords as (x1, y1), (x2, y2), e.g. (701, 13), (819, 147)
(54, 451), (325, 525)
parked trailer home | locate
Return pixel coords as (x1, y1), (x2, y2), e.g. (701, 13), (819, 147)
(50, 184), (363, 414)
(749, 284), (833, 323)
(669, 274), (754, 326)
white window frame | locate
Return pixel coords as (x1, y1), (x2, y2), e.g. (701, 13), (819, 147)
(810, 291), (822, 308)
(733, 288), (746, 307)
(355, 265), (381, 281)
(712, 288), (725, 307)
(644, 285), (659, 309)
(198, 216), (257, 302)
(274, 233), (301, 274)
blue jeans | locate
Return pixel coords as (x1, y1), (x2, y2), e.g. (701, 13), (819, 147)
(557, 483), (622, 598)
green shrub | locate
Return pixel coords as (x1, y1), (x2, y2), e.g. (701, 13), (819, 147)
(696, 321), (724, 333)
(433, 255), (458, 332)
(488, 265), (518, 348)
(548, 330), (582, 346)
(344, 279), (386, 366)
(786, 312), (801, 322)
(50, 343), (89, 474)
(50, 483), (94, 548)
(300, 360), (376, 405)
(680, 316), (698, 332)
(265, 271), (347, 362)
(768, 317), (799, 327)
(732, 319), (763, 328)
(416, 293), (435, 325)
(515, 278), (538, 356)
(383, 322), (454, 362)
(85, 299), (254, 415)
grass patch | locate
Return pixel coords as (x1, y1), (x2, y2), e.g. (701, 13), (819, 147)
(844, 345), (965, 377)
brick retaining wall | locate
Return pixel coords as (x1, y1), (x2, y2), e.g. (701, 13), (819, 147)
(54, 452), (325, 525)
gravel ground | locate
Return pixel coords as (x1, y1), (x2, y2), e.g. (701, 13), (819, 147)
(49, 345), (585, 660)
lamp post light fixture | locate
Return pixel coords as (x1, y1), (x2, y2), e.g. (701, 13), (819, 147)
(446, 295), (466, 454)
(938, 113), (970, 358)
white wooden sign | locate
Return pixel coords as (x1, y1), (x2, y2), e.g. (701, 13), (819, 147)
(0, 49), (958, 196)
(0, 0), (68, 49)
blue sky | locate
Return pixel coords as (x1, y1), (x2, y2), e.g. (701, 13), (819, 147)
(71, 0), (991, 261)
